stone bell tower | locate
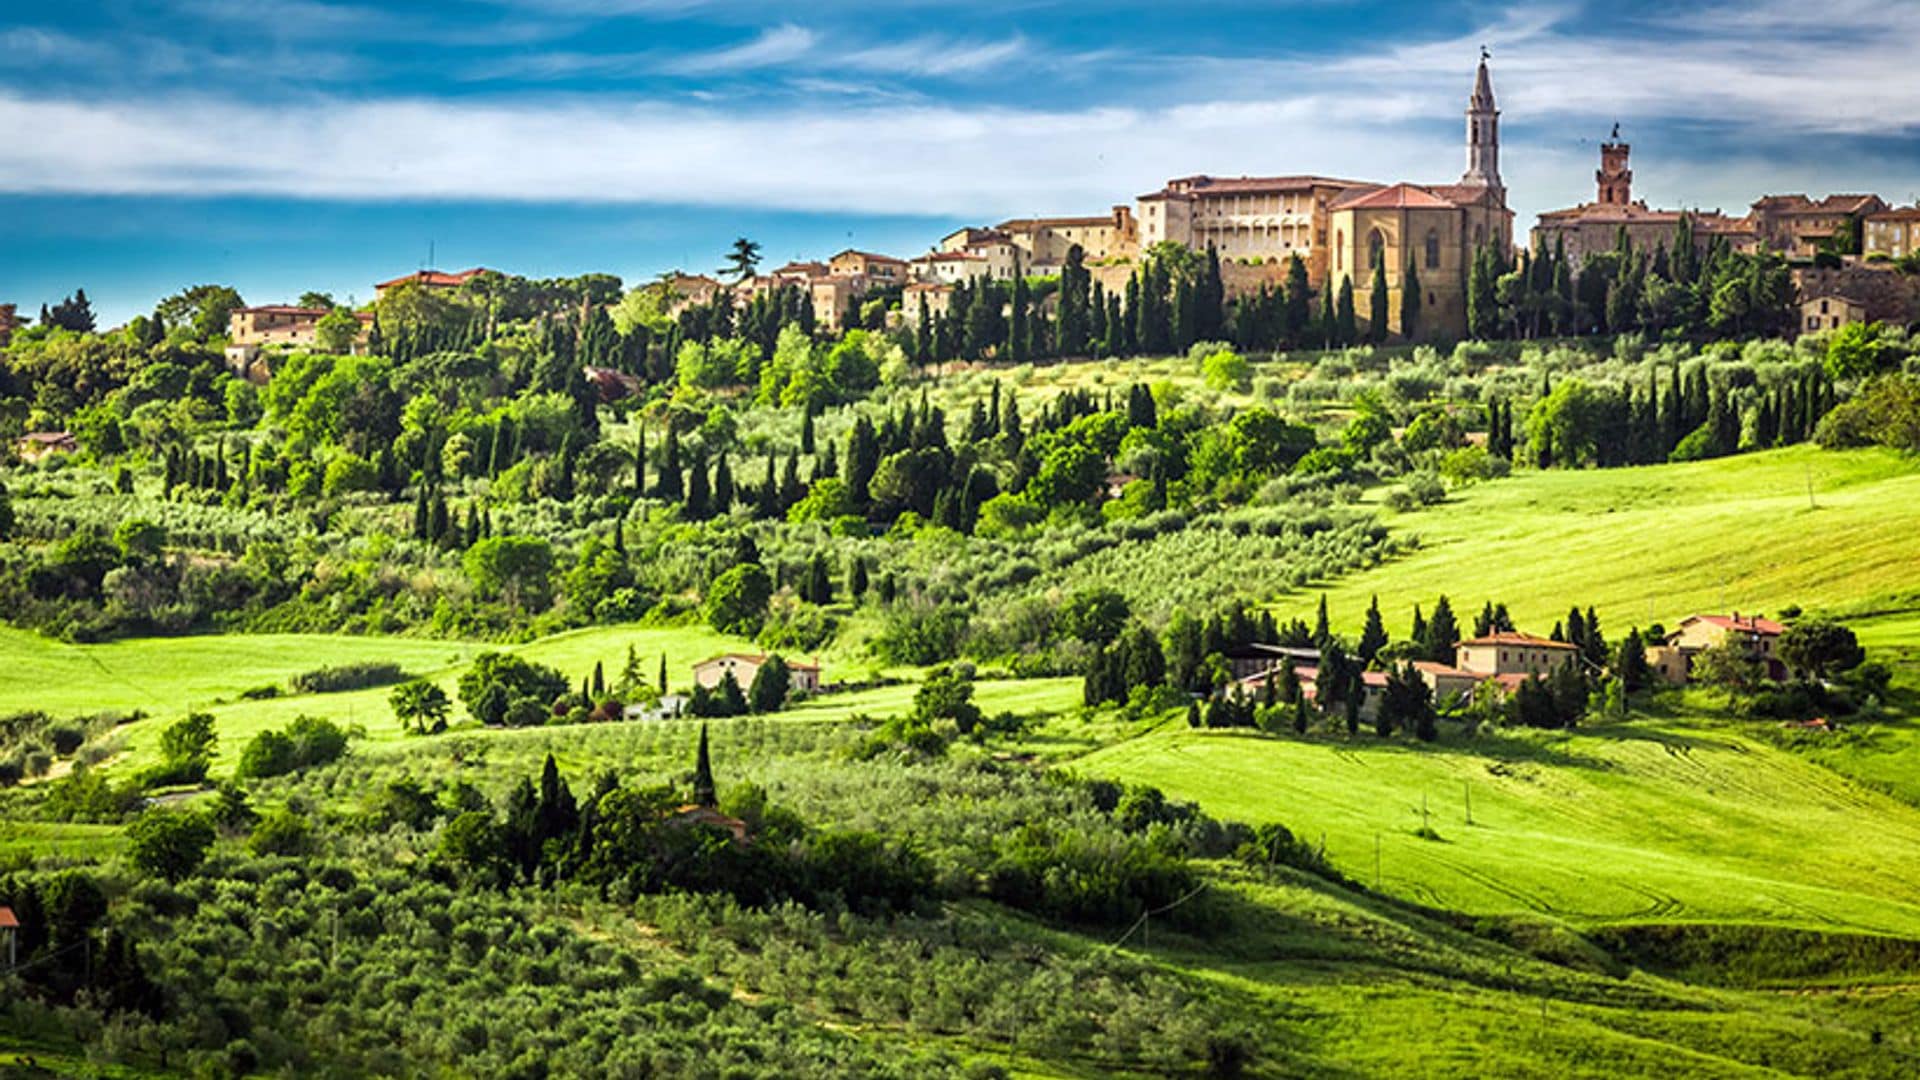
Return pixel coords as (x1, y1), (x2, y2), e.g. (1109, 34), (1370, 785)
(1461, 51), (1502, 195)
(1597, 126), (1632, 206)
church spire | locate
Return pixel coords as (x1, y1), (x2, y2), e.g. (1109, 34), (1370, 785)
(1462, 52), (1502, 193)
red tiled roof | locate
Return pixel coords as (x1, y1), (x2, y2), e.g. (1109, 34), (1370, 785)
(0, 905), (18, 928)
(1689, 614), (1787, 636)
(375, 267), (489, 290)
(1140, 174), (1376, 201)
(695, 652), (821, 672)
(1869, 207), (1920, 222)
(1412, 660), (1475, 678)
(1458, 632), (1579, 650)
(832, 249), (908, 265)
(995, 215), (1118, 230)
(239, 305), (330, 317)
(1331, 183), (1464, 211)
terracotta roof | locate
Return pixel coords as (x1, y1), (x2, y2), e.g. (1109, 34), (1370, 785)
(832, 249), (908, 265)
(1140, 174), (1375, 201)
(0, 905), (18, 929)
(375, 267), (489, 290)
(1803, 293), (1866, 306)
(995, 215), (1119, 231)
(1331, 183), (1463, 211)
(20, 431), (76, 445)
(238, 305), (330, 317)
(1412, 660), (1476, 678)
(772, 260), (827, 274)
(1753, 194), (1883, 215)
(1868, 207), (1920, 222)
(916, 252), (985, 263)
(1458, 632), (1579, 650)
(695, 652), (821, 672)
(1687, 614), (1787, 636)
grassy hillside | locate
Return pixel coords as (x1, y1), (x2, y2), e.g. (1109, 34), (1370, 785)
(1076, 718), (1920, 938)
(1278, 445), (1920, 637)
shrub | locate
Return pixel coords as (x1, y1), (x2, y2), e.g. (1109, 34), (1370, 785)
(126, 808), (216, 882)
(457, 652), (570, 726)
(234, 716), (349, 779)
(289, 662), (408, 694)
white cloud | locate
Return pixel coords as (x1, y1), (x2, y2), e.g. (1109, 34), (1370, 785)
(659, 24), (817, 75)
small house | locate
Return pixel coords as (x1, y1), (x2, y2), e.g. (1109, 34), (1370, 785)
(1801, 294), (1866, 333)
(1414, 631), (1579, 701)
(692, 654), (822, 694)
(16, 431), (77, 461)
(1652, 613), (1788, 683)
(670, 804), (749, 844)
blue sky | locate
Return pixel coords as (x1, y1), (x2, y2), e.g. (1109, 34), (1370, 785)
(4, 0), (1919, 323)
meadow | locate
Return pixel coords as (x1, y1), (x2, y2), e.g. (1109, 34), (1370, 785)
(1273, 445), (1920, 637)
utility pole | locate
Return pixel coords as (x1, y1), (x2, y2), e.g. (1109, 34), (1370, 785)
(1464, 781), (1474, 826)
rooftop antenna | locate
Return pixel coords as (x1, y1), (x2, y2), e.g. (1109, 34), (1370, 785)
(1481, 45), (1490, 61)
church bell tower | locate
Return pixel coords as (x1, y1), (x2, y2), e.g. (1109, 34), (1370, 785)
(1597, 126), (1632, 206)
(1461, 52), (1502, 195)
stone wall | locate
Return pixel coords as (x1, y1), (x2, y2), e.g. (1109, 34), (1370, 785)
(1791, 264), (1920, 326)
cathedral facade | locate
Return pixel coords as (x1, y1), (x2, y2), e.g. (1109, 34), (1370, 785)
(1324, 57), (1515, 341)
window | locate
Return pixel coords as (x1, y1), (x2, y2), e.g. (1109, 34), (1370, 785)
(1336, 231), (1343, 271)
(1368, 229), (1386, 270)
(1821, 300), (1830, 314)
(1425, 229), (1441, 269)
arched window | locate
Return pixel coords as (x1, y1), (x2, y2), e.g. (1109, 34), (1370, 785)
(1473, 223), (1486, 248)
(1335, 231), (1343, 271)
(1368, 228), (1386, 270)
(1425, 229), (1441, 269)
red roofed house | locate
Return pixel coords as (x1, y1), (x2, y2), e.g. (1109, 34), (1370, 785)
(1414, 631), (1580, 701)
(16, 431), (78, 461)
(670, 805), (750, 844)
(373, 267), (492, 299)
(1648, 614), (1788, 684)
(1, 903), (17, 968)
(692, 654), (822, 695)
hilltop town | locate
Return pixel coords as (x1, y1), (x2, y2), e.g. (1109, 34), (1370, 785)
(160, 57), (1920, 381)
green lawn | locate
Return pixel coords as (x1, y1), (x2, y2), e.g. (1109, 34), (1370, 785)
(1076, 718), (1920, 938)
(1281, 445), (1920, 638)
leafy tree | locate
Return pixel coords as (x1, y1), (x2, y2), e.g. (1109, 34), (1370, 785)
(1825, 323), (1888, 380)
(912, 664), (983, 734)
(390, 678), (452, 734)
(721, 238), (762, 283)
(1778, 620), (1863, 680)
(748, 655), (792, 713)
(464, 535), (555, 609)
(1057, 587), (1130, 646)
(316, 307), (361, 353)
(705, 563), (774, 635)
(156, 284), (246, 341)
(457, 652), (570, 725)
(1693, 641), (1764, 703)
(127, 809), (215, 881)
(156, 712), (216, 785)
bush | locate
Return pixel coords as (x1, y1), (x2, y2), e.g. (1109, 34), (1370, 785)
(289, 662), (408, 694)
(126, 808), (216, 881)
(457, 652), (570, 726)
(234, 716), (349, 779)
(247, 807), (313, 856)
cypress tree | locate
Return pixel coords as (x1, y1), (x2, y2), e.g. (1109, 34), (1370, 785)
(659, 652), (668, 693)
(1369, 252), (1390, 343)
(692, 723), (716, 808)
(1319, 281), (1337, 348)
(1336, 278), (1357, 347)
(806, 552), (832, 605)
(800, 406), (816, 455)
(591, 661), (605, 698)
(848, 557), (868, 598)
(1313, 594), (1330, 644)
(1425, 596), (1459, 663)
(656, 426), (683, 501)
(1358, 596), (1388, 664)
(685, 451), (710, 519)
(713, 454), (734, 510)
(757, 450), (779, 518)
(1401, 259), (1423, 342)
(1284, 253), (1311, 346)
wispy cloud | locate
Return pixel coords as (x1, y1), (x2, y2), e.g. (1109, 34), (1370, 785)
(659, 24), (818, 75)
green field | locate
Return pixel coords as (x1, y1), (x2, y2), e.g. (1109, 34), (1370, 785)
(1078, 719), (1920, 938)
(1280, 445), (1920, 637)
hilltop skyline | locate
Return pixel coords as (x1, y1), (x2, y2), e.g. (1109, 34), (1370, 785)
(4, 0), (1920, 323)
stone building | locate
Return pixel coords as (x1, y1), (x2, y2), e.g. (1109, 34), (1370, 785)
(373, 267), (492, 299)
(1531, 138), (1757, 266)
(0, 303), (16, 348)
(1320, 56), (1515, 340)
(1800, 294), (1867, 332)
(1748, 194), (1887, 258)
(1865, 206), (1920, 260)
(1136, 174), (1370, 287)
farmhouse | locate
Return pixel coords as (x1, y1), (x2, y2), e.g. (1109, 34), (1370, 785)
(1801, 294), (1866, 332)
(373, 267), (492, 299)
(1414, 631), (1580, 699)
(16, 431), (77, 461)
(1647, 613), (1788, 684)
(670, 804), (750, 844)
(692, 654), (822, 694)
